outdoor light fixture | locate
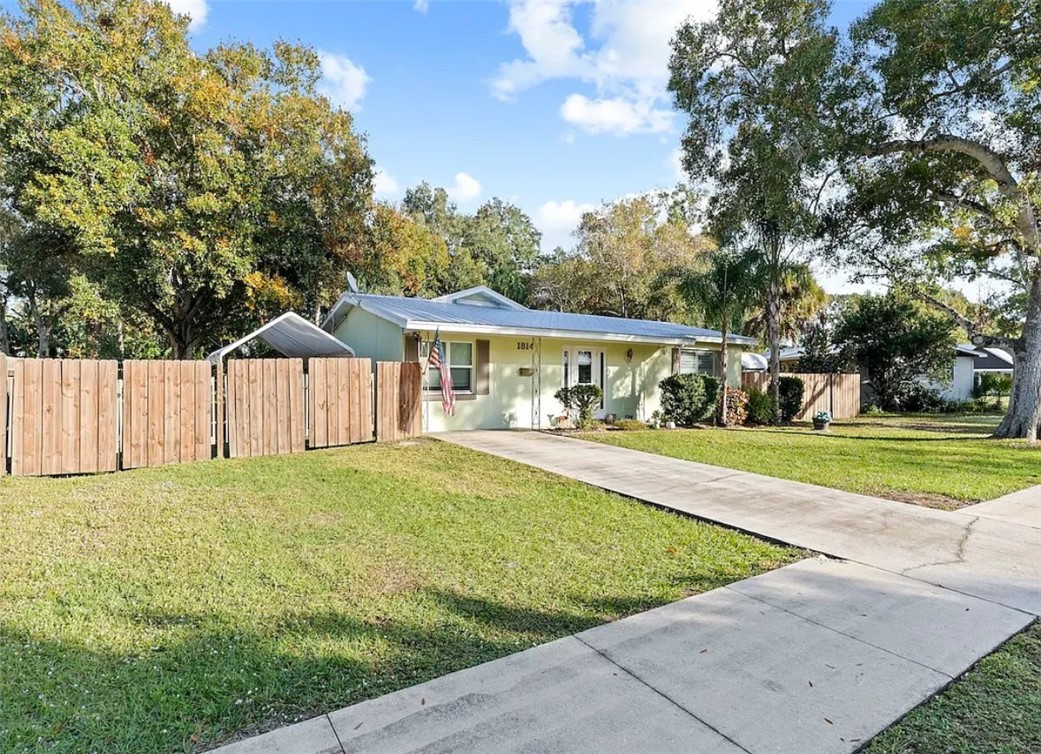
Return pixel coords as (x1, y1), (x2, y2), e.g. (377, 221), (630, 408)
(625, 348), (633, 363)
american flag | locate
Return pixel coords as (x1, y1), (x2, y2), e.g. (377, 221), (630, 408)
(426, 329), (455, 416)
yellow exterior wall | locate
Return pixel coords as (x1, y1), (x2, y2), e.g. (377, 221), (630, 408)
(335, 313), (747, 432)
(419, 334), (679, 432)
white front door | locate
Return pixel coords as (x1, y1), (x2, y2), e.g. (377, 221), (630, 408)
(563, 346), (606, 418)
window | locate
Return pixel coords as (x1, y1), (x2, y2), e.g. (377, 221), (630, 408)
(422, 340), (474, 392)
(679, 349), (718, 377)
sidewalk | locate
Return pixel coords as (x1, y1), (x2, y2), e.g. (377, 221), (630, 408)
(209, 434), (1040, 754)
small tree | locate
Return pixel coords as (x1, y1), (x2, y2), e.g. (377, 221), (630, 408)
(775, 376), (805, 423)
(659, 374), (719, 426)
(832, 294), (955, 411)
(554, 385), (603, 429)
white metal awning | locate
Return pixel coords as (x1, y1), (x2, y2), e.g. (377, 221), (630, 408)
(741, 352), (768, 371)
(206, 311), (355, 364)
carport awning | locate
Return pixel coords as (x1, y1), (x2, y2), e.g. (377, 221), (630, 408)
(206, 311), (355, 363)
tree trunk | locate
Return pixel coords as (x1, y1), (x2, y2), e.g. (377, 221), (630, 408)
(993, 271), (1041, 441)
(720, 322), (730, 426)
(766, 272), (781, 424)
(0, 294), (9, 356)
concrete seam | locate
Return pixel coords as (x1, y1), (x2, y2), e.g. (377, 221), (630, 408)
(325, 713), (348, 754)
(572, 634), (755, 754)
(723, 586), (955, 680)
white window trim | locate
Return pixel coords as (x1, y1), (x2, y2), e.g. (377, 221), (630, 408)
(422, 339), (475, 394)
(679, 348), (719, 378)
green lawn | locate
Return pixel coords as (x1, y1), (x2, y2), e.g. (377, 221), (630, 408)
(868, 623), (1041, 754)
(0, 440), (800, 753)
(580, 414), (1040, 507)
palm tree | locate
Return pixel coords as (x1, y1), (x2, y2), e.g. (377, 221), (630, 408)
(674, 248), (763, 425)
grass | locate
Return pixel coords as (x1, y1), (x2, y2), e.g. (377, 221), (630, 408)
(0, 439), (800, 753)
(581, 414), (1040, 508)
(868, 622), (1041, 753)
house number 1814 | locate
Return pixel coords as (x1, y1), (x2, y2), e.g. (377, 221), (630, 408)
(516, 341), (534, 350)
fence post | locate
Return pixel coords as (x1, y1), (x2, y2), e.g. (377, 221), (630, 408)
(0, 353), (6, 476)
(215, 360), (224, 459)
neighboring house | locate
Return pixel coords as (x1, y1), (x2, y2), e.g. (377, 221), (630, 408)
(919, 344), (979, 401)
(971, 346), (1014, 378)
(762, 343), (1013, 403)
(322, 285), (756, 431)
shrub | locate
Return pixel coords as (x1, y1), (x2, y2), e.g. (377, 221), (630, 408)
(554, 384), (603, 429)
(659, 374), (718, 426)
(613, 419), (648, 431)
(717, 387), (748, 426)
(776, 376), (804, 423)
(899, 384), (949, 413)
(745, 388), (775, 425)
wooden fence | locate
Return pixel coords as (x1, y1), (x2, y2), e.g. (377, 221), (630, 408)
(376, 361), (422, 442)
(2, 355), (422, 477)
(741, 372), (861, 420)
(309, 357), (373, 449)
(226, 359), (306, 459)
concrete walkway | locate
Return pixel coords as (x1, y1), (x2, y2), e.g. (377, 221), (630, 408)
(961, 485), (1041, 529)
(210, 433), (1040, 754)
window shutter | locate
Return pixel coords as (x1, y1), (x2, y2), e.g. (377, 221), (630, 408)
(404, 335), (420, 362)
(476, 339), (490, 395)
(672, 347), (680, 375)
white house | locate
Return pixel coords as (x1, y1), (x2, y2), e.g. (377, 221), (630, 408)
(321, 285), (757, 432)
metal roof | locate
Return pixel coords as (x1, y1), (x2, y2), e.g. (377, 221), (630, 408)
(207, 311), (356, 363)
(324, 288), (758, 346)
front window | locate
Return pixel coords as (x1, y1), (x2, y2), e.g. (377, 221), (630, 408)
(422, 339), (474, 392)
(679, 349), (718, 377)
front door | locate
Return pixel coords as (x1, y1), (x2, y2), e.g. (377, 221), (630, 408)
(563, 346), (606, 418)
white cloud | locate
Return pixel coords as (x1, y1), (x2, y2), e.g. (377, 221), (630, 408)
(492, 0), (716, 136)
(373, 169), (400, 198)
(536, 199), (596, 250)
(165, 0), (208, 31)
(413, 0), (429, 12)
(560, 94), (672, 135)
(318, 51), (371, 111)
(445, 172), (482, 203)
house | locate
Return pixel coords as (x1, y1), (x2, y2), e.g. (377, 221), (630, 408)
(971, 346), (1014, 378)
(322, 285), (757, 431)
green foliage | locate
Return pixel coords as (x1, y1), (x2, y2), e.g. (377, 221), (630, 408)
(832, 294), (955, 411)
(776, 376), (805, 423)
(659, 373), (719, 426)
(825, 0), (1040, 438)
(530, 190), (712, 319)
(554, 384), (603, 429)
(718, 387), (749, 427)
(0, 0), (374, 357)
(745, 388), (776, 425)
(974, 373), (1013, 401)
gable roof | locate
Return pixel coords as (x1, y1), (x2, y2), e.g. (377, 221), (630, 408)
(207, 311), (356, 363)
(323, 287), (757, 346)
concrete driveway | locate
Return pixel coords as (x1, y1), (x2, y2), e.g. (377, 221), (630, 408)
(210, 432), (1039, 754)
(441, 431), (1041, 617)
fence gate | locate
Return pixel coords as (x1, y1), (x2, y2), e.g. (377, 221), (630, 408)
(376, 361), (422, 442)
(9, 358), (119, 476)
(308, 357), (373, 448)
(225, 358), (305, 458)
(123, 360), (213, 469)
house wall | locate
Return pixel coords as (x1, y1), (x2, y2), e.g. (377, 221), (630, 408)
(334, 314), (745, 431)
(919, 355), (976, 401)
(334, 307), (405, 363)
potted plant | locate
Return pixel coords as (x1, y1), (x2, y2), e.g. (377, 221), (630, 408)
(812, 410), (832, 431)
